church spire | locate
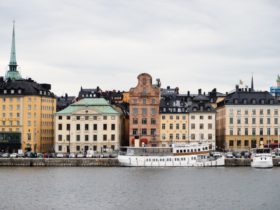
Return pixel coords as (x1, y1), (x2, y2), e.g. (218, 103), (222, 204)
(5, 21), (22, 80)
(251, 74), (254, 91)
(9, 20), (17, 68)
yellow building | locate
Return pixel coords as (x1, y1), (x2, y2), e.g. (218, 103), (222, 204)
(0, 23), (56, 153)
(160, 113), (188, 147)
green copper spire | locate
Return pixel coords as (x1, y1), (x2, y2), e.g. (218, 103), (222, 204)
(5, 21), (22, 80)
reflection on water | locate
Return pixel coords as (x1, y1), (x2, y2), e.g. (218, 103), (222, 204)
(0, 167), (279, 210)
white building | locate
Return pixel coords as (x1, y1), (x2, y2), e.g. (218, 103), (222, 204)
(188, 102), (216, 150)
(55, 98), (122, 153)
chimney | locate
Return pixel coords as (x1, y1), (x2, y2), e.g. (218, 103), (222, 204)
(187, 91), (190, 96)
(167, 86), (170, 89)
(198, 89), (202, 95)
(235, 85), (239, 91)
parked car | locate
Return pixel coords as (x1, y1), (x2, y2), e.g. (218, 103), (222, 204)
(37, 153), (43, 158)
(56, 153), (64, 158)
(86, 153), (94, 158)
(240, 151), (250, 158)
(102, 153), (110, 158)
(17, 153), (24, 158)
(233, 152), (241, 158)
(2, 153), (10, 158)
(69, 153), (76, 158)
(77, 153), (85, 158)
(226, 152), (234, 158)
(109, 153), (118, 158)
(10, 153), (18, 158)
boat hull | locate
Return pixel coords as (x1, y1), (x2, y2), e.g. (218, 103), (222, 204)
(118, 155), (225, 167)
(251, 156), (273, 168)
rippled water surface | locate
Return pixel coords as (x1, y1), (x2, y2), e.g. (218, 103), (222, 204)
(0, 167), (279, 210)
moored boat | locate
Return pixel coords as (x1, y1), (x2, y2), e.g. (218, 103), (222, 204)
(118, 143), (225, 167)
(251, 148), (273, 168)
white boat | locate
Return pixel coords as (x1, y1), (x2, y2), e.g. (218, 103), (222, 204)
(118, 143), (225, 167)
(251, 148), (273, 168)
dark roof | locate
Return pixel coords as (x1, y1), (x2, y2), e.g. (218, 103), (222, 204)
(218, 89), (278, 107)
(0, 77), (55, 97)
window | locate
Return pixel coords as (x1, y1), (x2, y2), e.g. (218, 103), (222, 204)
(76, 145), (80, 151)
(58, 124), (62, 130)
(260, 118), (263, 125)
(103, 124), (107, 130)
(151, 108), (156, 115)
(58, 135), (62, 141)
(252, 128), (256, 135)
(244, 140), (249, 147)
(275, 128), (278, 136)
(67, 116), (71, 120)
(133, 129), (138, 135)
(162, 124), (165, 129)
(161, 115), (166, 120)
(182, 123), (186, 130)
(199, 116), (203, 120)
(93, 124), (97, 130)
(182, 115), (186, 120)
(142, 129), (147, 135)
(252, 118), (256, 124)
(170, 115), (173, 120)
(267, 128), (271, 135)
(169, 124), (173, 129)
(103, 116), (107, 120)
(76, 124), (80, 131)
(245, 128), (248, 135)
(237, 140), (241, 147)
(176, 115), (180, 120)
(85, 116), (89, 120)
(230, 128), (233, 135)
(267, 109), (271, 115)
(191, 124), (195, 129)
(182, 134), (186, 140)
(103, 135), (107, 141)
(111, 134), (115, 141)
(93, 135), (97, 141)
(260, 109), (263, 115)
(151, 118), (156, 125)
(274, 118), (278, 125)
(133, 118), (138, 124)
(76, 116), (80, 120)
(229, 118), (233, 124)
(237, 128), (241, 135)
(58, 116), (62, 120)
(85, 135), (89, 141)
(67, 135), (70, 141)
(267, 118), (270, 124)
(176, 134), (180, 140)
(151, 129), (156, 136)
(237, 117), (241, 124)
(208, 124), (212, 129)
(191, 134), (195, 140)
(143, 99), (146, 104)
(93, 116), (97, 120)
(58, 145), (62, 151)
(76, 135), (80, 141)
(66, 124), (70, 131)
(133, 99), (137, 104)
(133, 108), (138, 114)
(229, 140), (234, 147)
(170, 134), (173, 140)
(208, 115), (212, 120)
(152, 99), (156, 104)
(111, 124), (115, 130)
(199, 124), (204, 129)
(142, 118), (147, 125)
(142, 108), (147, 115)
(176, 124), (179, 129)
(252, 109), (256, 115)
(208, 134), (212, 140)
(245, 118), (248, 124)
(85, 124), (89, 130)
(162, 134), (166, 140)
(274, 109), (278, 115)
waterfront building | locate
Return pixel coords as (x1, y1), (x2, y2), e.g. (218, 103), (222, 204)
(55, 98), (122, 153)
(129, 73), (161, 146)
(216, 82), (280, 150)
(0, 23), (56, 153)
(160, 88), (216, 148)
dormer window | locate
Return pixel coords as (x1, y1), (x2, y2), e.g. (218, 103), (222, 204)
(260, 99), (265, 104)
(18, 89), (22, 94)
(251, 99), (256, 104)
(11, 90), (14, 94)
(243, 99), (247, 104)
(270, 100), (274, 105)
(4, 90), (7, 94)
(234, 99), (238, 104)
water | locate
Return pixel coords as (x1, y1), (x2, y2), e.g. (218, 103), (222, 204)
(0, 167), (279, 210)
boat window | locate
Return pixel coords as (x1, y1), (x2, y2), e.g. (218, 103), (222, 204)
(191, 149), (193, 152)
(184, 150), (186, 153)
(194, 149), (196, 152)
(187, 149), (189, 152)
(198, 148), (200, 152)
(180, 150), (183, 153)
(194, 156), (196, 160)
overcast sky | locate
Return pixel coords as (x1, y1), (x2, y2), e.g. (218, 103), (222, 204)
(0, 0), (279, 96)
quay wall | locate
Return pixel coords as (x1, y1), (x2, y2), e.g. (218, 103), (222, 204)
(0, 158), (279, 167)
